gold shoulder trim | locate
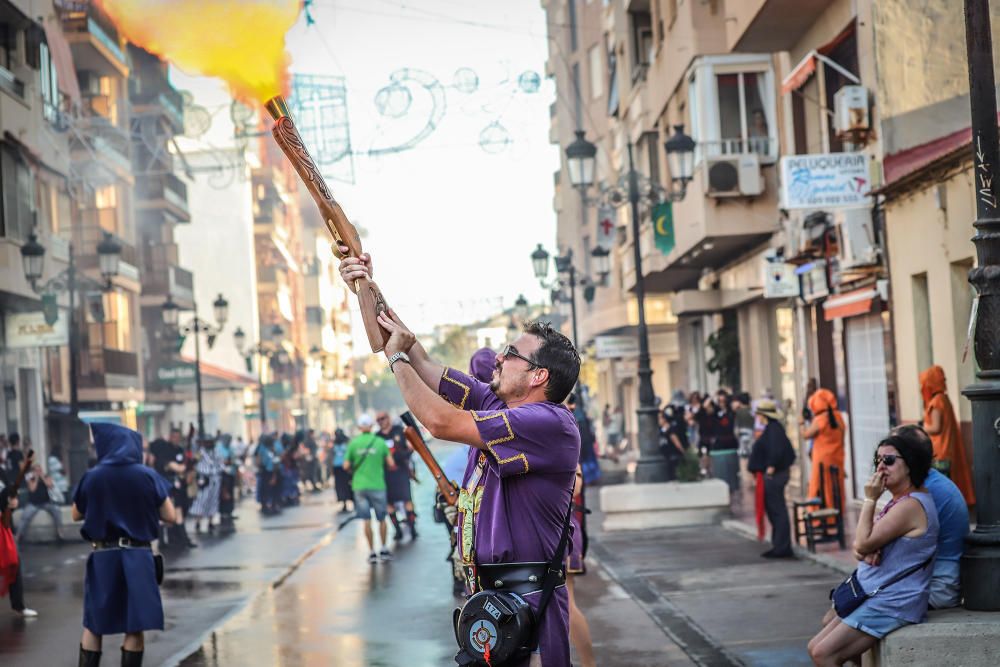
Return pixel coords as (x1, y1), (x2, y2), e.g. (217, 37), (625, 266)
(440, 367), (471, 410)
(471, 410), (528, 475)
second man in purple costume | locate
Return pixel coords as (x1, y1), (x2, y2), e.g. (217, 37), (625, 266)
(339, 247), (580, 667)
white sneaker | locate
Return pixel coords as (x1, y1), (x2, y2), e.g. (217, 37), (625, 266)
(379, 549), (393, 562)
(367, 552), (378, 564)
(15, 608), (38, 618)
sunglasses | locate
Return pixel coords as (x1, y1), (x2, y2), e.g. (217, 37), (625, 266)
(873, 454), (899, 468)
(499, 344), (546, 370)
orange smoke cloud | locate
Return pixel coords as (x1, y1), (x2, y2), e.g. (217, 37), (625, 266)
(98, 0), (300, 102)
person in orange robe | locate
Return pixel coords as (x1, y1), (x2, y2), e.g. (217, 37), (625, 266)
(800, 388), (846, 510)
(921, 365), (975, 505)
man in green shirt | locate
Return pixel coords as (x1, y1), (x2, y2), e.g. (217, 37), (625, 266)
(344, 414), (397, 562)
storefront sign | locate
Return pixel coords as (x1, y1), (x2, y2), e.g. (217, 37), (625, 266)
(595, 335), (639, 359)
(614, 358), (639, 379)
(797, 261), (830, 302)
(156, 363), (196, 385)
(4, 311), (68, 348)
(780, 152), (870, 209)
(763, 261), (800, 299)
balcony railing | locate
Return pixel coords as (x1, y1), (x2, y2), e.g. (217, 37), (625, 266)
(61, 6), (127, 67)
(80, 345), (139, 386)
(0, 65), (24, 99)
(136, 172), (189, 215)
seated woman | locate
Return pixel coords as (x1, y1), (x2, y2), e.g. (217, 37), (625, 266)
(808, 428), (938, 666)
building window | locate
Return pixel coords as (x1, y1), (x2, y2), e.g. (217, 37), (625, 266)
(911, 272), (933, 373)
(588, 45), (603, 100)
(606, 35), (619, 116)
(628, 10), (653, 79)
(0, 144), (35, 242)
(688, 56), (778, 164)
(39, 42), (60, 124)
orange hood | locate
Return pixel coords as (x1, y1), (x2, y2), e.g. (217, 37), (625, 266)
(920, 365), (947, 406)
(808, 388), (838, 414)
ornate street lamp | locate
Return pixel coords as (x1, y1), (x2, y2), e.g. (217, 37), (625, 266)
(591, 246), (611, 281)
(664, 124), (696, 199)
(565, 129), (597, 189)
(233, 326), (247, 354)
(212, 293), (229, 327)
(514, 294), (529, 320)
(20, 234), (45, 288)
(96, 232), (122, 286)
(531, 244), (550, 280)
(161, 296), (180, 326)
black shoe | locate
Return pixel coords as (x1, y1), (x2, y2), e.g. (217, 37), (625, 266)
(78, 646), (101, 667)
(763, 550), (795, 559)
(393, 529), (404, 542)
(120, 647), (143, 667)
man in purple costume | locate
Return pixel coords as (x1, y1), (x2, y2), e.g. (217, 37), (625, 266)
(339, 250), (580, 667)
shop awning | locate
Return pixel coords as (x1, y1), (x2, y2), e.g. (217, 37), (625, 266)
(782, 52), (818, 95)
(43, 16), (81, 108)
(823, 287), (878, 321)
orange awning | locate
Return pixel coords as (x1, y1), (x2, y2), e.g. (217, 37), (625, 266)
(43, 17), (81, 108)
(823, 288), (878, 321)
(782, 52), (817, 95)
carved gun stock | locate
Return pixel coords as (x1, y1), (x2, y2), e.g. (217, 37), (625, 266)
(400, 411), (458, 507)
(265, 96), (390, 353)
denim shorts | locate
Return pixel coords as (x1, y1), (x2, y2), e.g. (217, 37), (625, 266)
(839, 604), (913, 639)
(355, 489), (388, 521)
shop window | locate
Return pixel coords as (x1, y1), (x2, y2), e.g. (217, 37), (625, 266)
(39, 42), (60, 124)
(606, 34), (619, 116)
(688, 56), (778, 164)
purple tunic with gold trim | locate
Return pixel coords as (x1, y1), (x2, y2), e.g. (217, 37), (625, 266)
(440, 367), (579, 667)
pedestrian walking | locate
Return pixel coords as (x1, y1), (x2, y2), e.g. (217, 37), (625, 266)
(16, 462), (65, 545)
(1, 448), (38, 618)
(280, 433), (300, 507)
(149, 432), (196, 550)
(2, 433), (25, 487)
(800, 389), (846, 511)
(344, 414), (396, 563)
(330, 429), (353, 512)
(747, 400), (796, 558)
(606, 405), (623, 454)
(808, 428), (937, 666)
(920, 366), (975, 505)
(73, 423), (176, 667)
(377, 412), (417, 541)
(658, 405), (687, 481)
(215, 435), (237, 533)
(256, 435), (282, 515)
(567, 394), (600, 485)
(189, 439), (223, 534)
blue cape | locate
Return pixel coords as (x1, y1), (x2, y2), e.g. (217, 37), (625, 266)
(73, 423), (169, 542)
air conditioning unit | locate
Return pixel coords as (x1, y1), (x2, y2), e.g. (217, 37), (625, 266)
(704, 153), (763, 198)
(834, 85), (870, 137)
(77, 71), (101, 96)
(833, 207), (879, 268)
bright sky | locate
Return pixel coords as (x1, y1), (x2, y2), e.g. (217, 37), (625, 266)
(171, 0), (560, 340)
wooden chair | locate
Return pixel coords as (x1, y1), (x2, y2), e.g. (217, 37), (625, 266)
(802, 465), (846, 552)
(793, 463), (824, 546)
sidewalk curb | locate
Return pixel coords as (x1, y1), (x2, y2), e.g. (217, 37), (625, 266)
(161, 526), (337, 667)
(589, 540), (744, 667)
(721, 519), (854, 576)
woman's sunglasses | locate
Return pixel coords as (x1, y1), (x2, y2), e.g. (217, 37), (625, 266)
(873, 454), (899, 468)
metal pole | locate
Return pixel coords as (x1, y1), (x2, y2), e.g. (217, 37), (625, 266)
(193, 312), (206, 441)
(961, 0), (1000, 611)
(258, 349), (267, 434)
(66, 246), (87, 488)
(568, 263), (579, 349)
(627, 142), (667, 483)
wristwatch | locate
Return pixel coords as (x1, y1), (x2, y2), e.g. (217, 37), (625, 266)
(387, 351), (411, 373)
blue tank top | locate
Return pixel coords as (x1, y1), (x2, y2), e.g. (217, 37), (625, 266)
(857, 492), (939, 623)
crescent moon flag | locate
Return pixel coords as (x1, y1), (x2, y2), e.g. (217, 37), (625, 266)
(653, 202), (675, 255)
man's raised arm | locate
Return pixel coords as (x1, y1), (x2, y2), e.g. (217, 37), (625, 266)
(337, 247), (443, 389)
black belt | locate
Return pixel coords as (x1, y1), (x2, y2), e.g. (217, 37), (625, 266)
(476, 561), (565, 597)
(92, 537), (152, 550)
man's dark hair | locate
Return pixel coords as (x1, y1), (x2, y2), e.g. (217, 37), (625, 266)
(878, 428), (933, 487)
(8, 432), (19, 446)
(523, 321), (580, 404)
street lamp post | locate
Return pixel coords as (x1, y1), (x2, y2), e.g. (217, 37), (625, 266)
(162, 293), (229, 442)
(961, 0), (1000, 611)
(235, 324), (284, 435)
(562, 127), (694, 484)
(21, 231), (122, 487)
